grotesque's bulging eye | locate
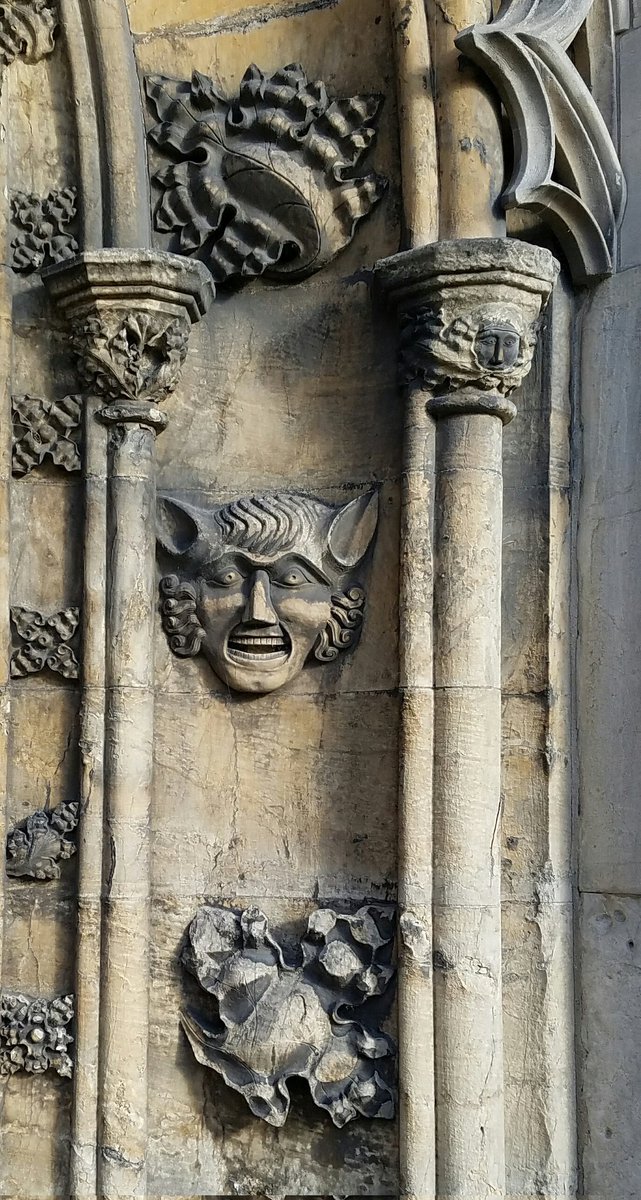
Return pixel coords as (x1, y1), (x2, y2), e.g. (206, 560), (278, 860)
(210, 568), (243, 587)
(273, 565), (313, 588)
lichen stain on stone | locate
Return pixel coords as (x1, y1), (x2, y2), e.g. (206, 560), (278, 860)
(459, 135), (489, 166)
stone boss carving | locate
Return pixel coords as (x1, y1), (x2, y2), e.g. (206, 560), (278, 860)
(157, 491), (378, 693)
(181, 904), (396, 1127)
(12, 394), (81, 476)
(10, 606), (80, 679)
(11, 187), (78, 273)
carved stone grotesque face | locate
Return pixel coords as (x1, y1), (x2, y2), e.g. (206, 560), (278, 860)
(474, 321), (521, 371)
(399, 302), (536, 397)
(157, 491), (378, 695)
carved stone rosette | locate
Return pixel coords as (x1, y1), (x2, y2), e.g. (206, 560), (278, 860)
(6, 800), (79, 880)
(0, 992), (74, 1077)
(12, 393), (82, 476)
(10, 605), (80, 679)
(11, 187), (78, 274)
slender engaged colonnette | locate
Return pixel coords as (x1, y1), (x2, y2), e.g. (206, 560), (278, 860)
(376, 237), (558, 1198)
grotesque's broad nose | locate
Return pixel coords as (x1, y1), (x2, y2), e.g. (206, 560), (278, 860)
(243, 570), (278, 626)
(491, 338), (504, 365)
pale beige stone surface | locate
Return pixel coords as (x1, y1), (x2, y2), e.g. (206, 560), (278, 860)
(578, 267), (641, 895)
(0, 0), (633, 1196)
(578, 893), (641, 1200)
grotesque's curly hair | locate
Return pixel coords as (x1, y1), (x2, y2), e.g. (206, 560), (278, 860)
(313, 587), (366, 662)
(159, 575), (205, 657)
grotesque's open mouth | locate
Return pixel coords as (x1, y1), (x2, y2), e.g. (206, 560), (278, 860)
(226, 625), (291, 665)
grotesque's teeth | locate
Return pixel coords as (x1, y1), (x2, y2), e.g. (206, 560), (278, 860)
(228, 635), (288, 657)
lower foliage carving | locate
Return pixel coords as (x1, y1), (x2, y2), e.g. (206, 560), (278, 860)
(6, 801), (79, 880)
(10, 607), (80, 679)
(181, 903), (397, 1128)
(0, 993), (74, 1077)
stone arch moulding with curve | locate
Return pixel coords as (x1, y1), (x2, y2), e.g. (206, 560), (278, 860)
(457, 0), (626, 283)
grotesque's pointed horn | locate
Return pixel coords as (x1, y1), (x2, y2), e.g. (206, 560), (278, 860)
(156, 495), (201, 558)
(328, 491), (379, 569)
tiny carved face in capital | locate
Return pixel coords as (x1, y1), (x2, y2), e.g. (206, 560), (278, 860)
(198, 551), (333, 693)
(474, 321), (522, 371)
(157, 491), (378, 694)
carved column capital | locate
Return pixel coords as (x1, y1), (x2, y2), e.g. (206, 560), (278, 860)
(43, 249), (214, 430)
(375, 237), (559, 422)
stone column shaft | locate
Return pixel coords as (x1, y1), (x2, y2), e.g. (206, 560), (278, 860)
(432, 410), (505, 1195)
(44, 250), (212, 1200)
(388, 3), (440, 1192)
(397, 382), (437, 1200)
(71, 398), (108, 1197)
(376, 238), (558, 1200)
(98, 418), (158, 1197)
(427, 0), (504, 239)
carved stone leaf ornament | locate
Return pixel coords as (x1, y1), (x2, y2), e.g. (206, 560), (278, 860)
(145, 64), (387, 284)
(456, 0), (625, 282)
(0, 993), (74, 1076)
(157, 490), (379, 693)
(72, 311), (190, 410)
(12, 394), (81, 475)
(11, 187), (78, 273)
(0, 0), (57, 70)
(10, 606), (80, 679)
(181, 904), (397, 1127)
(6, 800), (79, 880)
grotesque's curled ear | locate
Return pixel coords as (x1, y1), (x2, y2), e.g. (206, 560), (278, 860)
(156, 495), (201, 559)
(328, 491), (379, 569)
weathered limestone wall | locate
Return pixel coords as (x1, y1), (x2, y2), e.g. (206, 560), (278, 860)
(577, 269), (641, 1198)
(130, 3), (403, 1193)
(0, 1), (635, 1198)
(1, 40), (81, 1197)
(576, 11), (641, 1199)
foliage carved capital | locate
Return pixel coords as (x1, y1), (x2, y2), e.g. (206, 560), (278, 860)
(43, 249), (213, 426)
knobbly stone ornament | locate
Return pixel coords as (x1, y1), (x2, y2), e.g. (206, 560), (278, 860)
(181, 903), (396, 1127)
(157, 490), (378, 693)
